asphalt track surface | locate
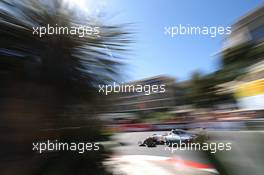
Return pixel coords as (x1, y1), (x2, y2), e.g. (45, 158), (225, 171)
(112, 131), (210, 164)
(106, 130), (264, 175)
(107, 131), (217, 175)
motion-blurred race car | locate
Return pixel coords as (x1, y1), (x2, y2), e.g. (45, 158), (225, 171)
(138, 129), (208, 147)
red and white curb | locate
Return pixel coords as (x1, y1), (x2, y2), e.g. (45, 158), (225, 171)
(105, 155), (218, 175)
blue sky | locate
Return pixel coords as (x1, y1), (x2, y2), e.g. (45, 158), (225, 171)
(101, 0), (263, 81)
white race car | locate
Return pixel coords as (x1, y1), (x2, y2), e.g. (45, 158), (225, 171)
(164, 129), (198, 145)
(138, 129), (202, 147)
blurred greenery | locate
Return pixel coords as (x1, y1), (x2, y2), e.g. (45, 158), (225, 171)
(184, 71), (235, 109)
(139, 112), (175, 123)
(0, 0), (132, 174)
(181, 41), (264, 109)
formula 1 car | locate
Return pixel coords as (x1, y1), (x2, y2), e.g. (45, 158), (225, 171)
(138, 129), (208, 147)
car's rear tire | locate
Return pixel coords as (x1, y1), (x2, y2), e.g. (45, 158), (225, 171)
(165, 141), (172, 147)
(144, 138), (156, 147)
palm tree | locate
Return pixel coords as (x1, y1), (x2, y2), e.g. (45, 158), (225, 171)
(0, 0), (131, 174)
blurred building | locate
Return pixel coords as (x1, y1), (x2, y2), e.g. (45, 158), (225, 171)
(234, 61), (264, 110)
(220, 4), (264, 111)
(222, 4), (264, 49)
(109, 76), (176, 113)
